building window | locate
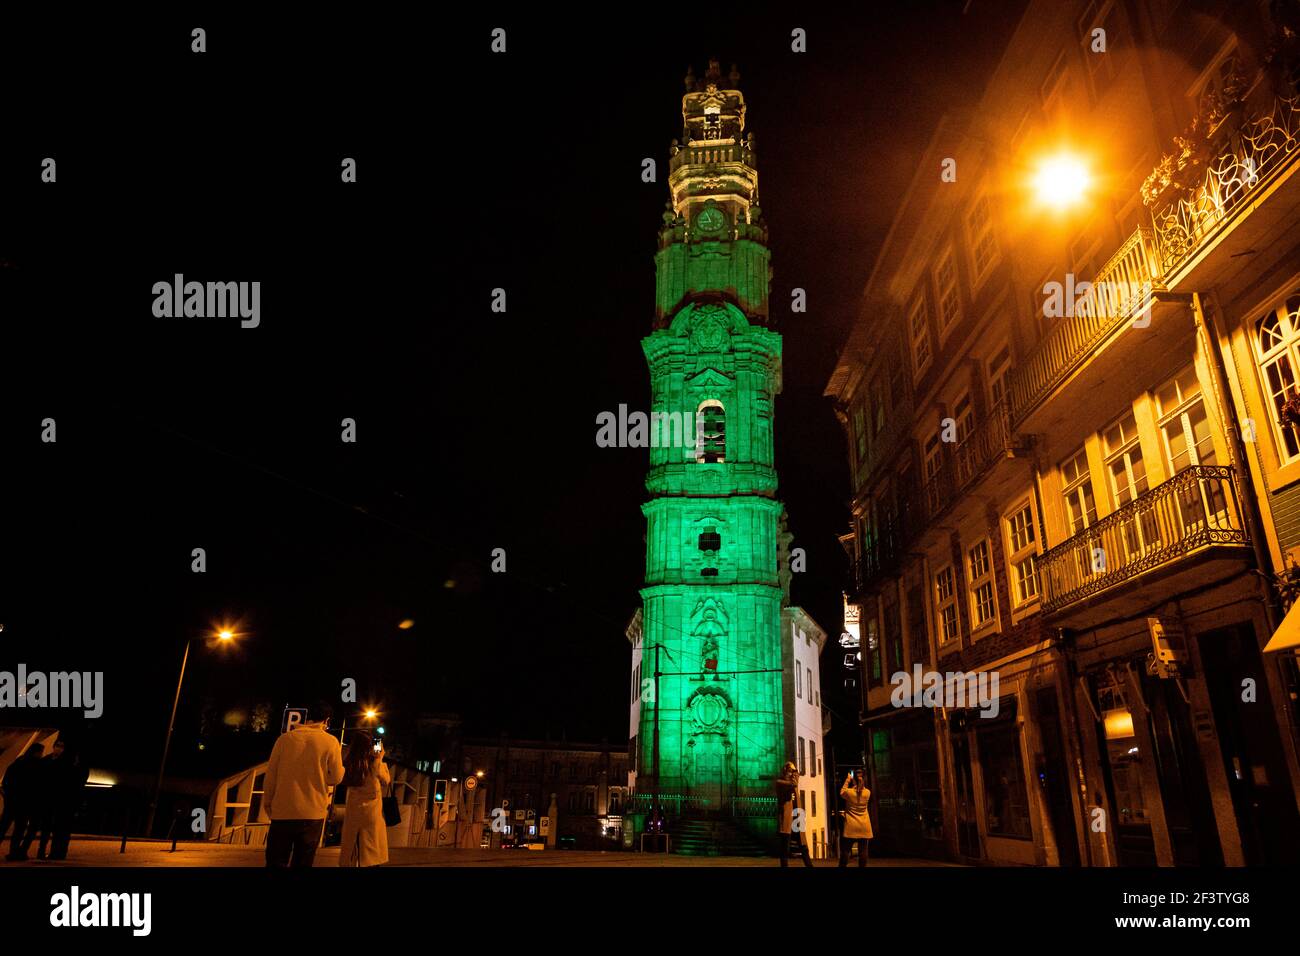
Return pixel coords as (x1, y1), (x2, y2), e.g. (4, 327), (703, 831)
(910, 296), (932, 374)
(873, 381), (886, 435)
(798, 737), (806, 775)
(1254, 293), (1300, 462)
(934, 564), (960, 645)
(979, 706), (1032, 840)
(866, 615), (881, 683)
(988, 345), (1012, 408)
(953, 392), (974, 445)
(696, 401), (726, 463)
(1103, 409), (1159, 556)
(1156, 366), (1216, 471)
(807, 666), (813, 704)
(1040, 49), (1069, 116)
(811, 788), (817, 817)
(585, 790), (595, 812)
(884, 603), (904, 677)
(906, 581), (928, 666)
(967, 538), (997, 631)
(609, 789), (622, 814)
(797, 662), (803, 699)
(1061, 447), (1097, 533)
(853, 402), (868, 472)
(1157, 365), (1228, 529)
(809, 741), (817, 778)
(1006, 501), (1041, 607)
(935, 247), (961, 338)
(1078, 1), (1120, 96)
(967, 192), (998, 285)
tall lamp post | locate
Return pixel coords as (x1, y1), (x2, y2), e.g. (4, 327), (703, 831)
(145, 627), (236, 837)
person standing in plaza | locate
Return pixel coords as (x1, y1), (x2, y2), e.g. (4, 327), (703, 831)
(338, 731), (390, 867)
(264, 704), (344, 868)
(838, 769), (873, 867)
(775, 760), (813, 867)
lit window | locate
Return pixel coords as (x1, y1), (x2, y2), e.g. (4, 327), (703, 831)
(967, 193), (998, 283)
(1254, 292), (1300, 462)
(988, 345), (1012, 408)
(967, 539), (997, 630)
(935, 248), (961, 336)
(1006, 501), (1041, 607)
(934, 564), (960, 645)
(1157, 365), (1228, 530)
(1103, 410), (1159, 557)
(953, 392), (975, 445)
(1061, 448), (1097, 533)
(910, 296), (932, 374)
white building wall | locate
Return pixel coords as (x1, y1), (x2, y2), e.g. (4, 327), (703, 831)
(789, 613), (829, 858)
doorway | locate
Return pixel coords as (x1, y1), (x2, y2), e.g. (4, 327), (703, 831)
(1198, 624), (1300, 864)
(1035, 688), (1081, 866)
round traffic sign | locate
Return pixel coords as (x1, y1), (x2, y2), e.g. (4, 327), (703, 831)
(464, 775), (478, 791)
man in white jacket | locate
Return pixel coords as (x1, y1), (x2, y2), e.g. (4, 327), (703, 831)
(264, 706), (345, 868)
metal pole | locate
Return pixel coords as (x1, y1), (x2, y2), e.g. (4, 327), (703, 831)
(146, 638), (190, 837)
(652, 642), (661, 800)
(1194, 292), (1281, 629)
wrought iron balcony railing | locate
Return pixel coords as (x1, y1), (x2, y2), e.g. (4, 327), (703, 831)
(1149, 92), (1300, 278)
(1038, 465), (1248, 613)
(1007, 81), (1300, 428)
(1006, 225), (1163, 425)
(921, 397), (1016, 524)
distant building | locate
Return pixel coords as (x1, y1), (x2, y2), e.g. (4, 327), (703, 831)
(460, 737), (629, 850)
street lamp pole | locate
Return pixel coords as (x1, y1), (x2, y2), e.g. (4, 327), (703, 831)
(146, 638), (191, 837)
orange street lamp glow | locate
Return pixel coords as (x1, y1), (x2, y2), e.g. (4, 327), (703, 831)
(364, 709), (378, 720)
(1032, 153), (1091, 210)
(217, 629), (234, 642)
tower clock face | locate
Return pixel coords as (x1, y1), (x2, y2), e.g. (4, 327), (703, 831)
(695, 206), (726, 234)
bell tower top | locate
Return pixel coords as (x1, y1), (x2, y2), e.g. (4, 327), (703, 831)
(681, 59), (746, 144)
(656, 60), (769, 327)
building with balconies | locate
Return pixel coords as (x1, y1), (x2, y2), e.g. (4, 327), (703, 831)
(826, 0), (1300, 866)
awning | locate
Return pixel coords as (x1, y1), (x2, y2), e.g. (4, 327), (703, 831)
(1263, 600), (1300, 653)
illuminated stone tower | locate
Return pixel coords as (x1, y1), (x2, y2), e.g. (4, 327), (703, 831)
(636, 60), (785, 820)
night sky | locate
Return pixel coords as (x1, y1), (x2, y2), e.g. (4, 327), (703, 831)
(0, 5), (1026, 771)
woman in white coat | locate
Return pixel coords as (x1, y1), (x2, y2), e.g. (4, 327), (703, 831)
(339, 731), (391, 867)
(838, 769), (873, 867)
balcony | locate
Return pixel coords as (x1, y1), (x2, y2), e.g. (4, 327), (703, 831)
(668, 142), (756, 175)
(1147, 90), (1300, 292)
(1007, 79), (1300, 446)
(920, 398), (1031, 538)
(1007, 225), (1168, 430)
(1038, 465), (1250, 620)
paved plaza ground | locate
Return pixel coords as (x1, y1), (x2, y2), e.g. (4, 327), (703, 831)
(0, 838), (961, 867)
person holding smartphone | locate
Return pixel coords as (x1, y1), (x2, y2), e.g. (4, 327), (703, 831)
(775, 761), (814, 867)
(838, 769), (873, 867)
(338, 731), (391, 867)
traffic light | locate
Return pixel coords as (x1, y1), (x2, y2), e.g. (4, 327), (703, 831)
(434, 779), (448, 803)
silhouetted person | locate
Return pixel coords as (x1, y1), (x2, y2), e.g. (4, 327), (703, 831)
(3, 743), (45, 861)
(39, 742), (88, 860)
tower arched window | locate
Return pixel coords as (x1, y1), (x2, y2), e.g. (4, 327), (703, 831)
(697, 401), (726, 463)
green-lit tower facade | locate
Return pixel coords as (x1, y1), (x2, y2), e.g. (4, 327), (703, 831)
(636, 60), (785, 819)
